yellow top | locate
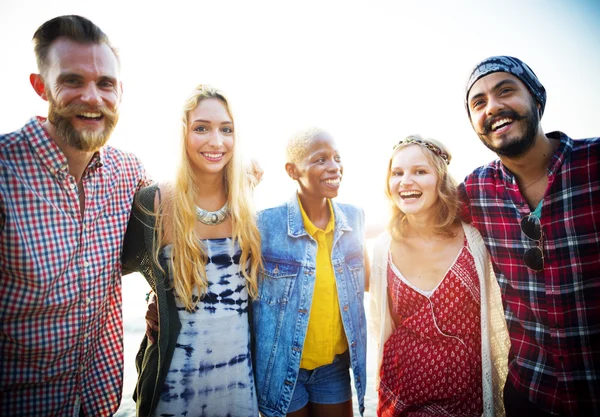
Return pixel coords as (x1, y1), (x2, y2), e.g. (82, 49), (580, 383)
(299, 197), (348, 370)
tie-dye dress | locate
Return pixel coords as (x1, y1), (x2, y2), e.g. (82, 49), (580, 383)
(152, 238), (258, 417)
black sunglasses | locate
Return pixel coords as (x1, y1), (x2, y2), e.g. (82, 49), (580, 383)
(520, 214), (544, 271)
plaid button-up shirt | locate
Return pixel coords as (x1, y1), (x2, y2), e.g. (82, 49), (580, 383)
(0, 117), (150, 416)
(460, 132), (600, 416)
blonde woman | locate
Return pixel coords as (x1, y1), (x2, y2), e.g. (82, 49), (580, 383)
(122, 85), (261, 417)
(369, 135), (509, 416)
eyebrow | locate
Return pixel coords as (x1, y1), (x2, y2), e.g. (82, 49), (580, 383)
(469, 78), (519, 104)
(56, 73), (118, 84)
(190, 119), (233, 124)
(56, 73), (83, 82)
(391, 163), (429, 169)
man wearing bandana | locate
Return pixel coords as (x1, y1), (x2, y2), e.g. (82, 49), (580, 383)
(0, 15), (150, 416)
(461, 56), (600, 416)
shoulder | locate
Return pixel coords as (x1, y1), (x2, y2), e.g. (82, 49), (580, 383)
(462, 160), (501, 186)
(258, 203), (287, 218)
(102, 145), (147, 174)
(0, 119), (35, 155)
(374, 231), (391, 250)
(568, 135), (600, 153)
(333, 201), (365, 222)
(257, 203), (288, 228)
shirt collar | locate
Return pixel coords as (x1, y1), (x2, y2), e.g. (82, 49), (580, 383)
(497, 131), (572, 183)
(298, 195), (335, 237)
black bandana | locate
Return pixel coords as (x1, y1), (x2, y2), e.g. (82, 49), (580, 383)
(465, 56), (546, 117)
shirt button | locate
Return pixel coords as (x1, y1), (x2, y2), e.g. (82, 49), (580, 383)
(292, 346), (301, 352)
(83, 261), (90, 268)
(70, 183), (76, 190)
(86, 297), (92, 304)
(337, 267), (343, 273)
(343, 305), (349, 312)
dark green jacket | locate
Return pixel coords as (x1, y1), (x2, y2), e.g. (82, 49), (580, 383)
(122, 184), (182, 417)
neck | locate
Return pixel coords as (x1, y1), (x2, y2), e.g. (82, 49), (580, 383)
(44, 120), (94, 183)
(499, 128), (557, 183)
(192, 171), (227, 209)
(404, 213), (439, 241)
(298, 192), (330, 226)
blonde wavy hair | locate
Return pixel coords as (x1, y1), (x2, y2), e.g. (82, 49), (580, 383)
(385, 134), (461, 240)
(156, 84), (261, 311)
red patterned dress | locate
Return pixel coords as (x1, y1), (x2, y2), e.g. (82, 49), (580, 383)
(378, 241), (483, 417)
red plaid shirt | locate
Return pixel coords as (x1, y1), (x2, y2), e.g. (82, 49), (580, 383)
(0, 117), (150, 416)
(460, 132), (600, 416)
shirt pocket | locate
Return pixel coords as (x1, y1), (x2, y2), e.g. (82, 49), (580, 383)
(258, 260), (299, 305)
(345, 251), (365, 294)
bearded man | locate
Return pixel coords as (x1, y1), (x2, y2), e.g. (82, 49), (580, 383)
(0, 15), (150, 416)
(461, 56), (600, 416)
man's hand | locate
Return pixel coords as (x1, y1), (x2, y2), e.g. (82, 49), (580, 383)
(145, 292), (159, 344)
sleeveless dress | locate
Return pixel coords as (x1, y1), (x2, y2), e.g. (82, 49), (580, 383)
(378, 239), (483, 417)
(152, 238), (258, 417)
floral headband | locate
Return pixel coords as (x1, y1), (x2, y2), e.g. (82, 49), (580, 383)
(393, 138), (450, 165)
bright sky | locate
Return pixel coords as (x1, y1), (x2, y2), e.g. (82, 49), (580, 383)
(1, 0), (599, 222)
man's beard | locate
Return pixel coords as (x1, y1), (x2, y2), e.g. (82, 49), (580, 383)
(47, 93), (119, 152)
(476, 99), (539, 158)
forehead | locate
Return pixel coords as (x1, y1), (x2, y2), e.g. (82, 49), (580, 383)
(468, 72), (528, 101)
(189, 98), (231, 121)
(391, 144), (431, 166)
(46, 37), (119, 78)
(304, 134), (338, 156)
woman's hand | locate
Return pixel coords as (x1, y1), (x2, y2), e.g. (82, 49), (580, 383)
(145, 292), (159, 343)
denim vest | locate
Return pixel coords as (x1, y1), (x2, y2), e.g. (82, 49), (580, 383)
(253, 195), (367, 417)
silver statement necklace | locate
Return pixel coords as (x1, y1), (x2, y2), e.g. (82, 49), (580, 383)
(195, 202), (230, 226)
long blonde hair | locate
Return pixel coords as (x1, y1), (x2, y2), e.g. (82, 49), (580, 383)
(156, 84), (261, 311)
(385, 134), (461, 240)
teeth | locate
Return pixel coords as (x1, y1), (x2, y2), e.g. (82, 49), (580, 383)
(491, 118), (512, 131)
(79, 112), (102, 118)
(400, 191), (421, 197)
(324, 178), (341, 184)
(203, 153), (223, 158)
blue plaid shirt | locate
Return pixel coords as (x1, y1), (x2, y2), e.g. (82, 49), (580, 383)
(0, 117), (150, 416)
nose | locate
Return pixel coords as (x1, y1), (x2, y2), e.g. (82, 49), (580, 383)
(80, 82), (102, 106)
(400, 174), (413, 187)
(485, 95), (504, 116)
(326, 159), (342, 173)
(207, 129), (224, 147)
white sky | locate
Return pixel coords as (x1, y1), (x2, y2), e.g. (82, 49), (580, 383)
(1, 0), (599, 222)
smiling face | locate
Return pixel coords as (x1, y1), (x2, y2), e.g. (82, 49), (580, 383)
(288, 134), (343, 201)
(185, 98), (234, 177)
(388, 144), (439, 218)
(467, 72), (540, 157)
(39, 38), (121, 152)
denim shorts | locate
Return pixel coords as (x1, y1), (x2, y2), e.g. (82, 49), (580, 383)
(287, 350), (352, 413)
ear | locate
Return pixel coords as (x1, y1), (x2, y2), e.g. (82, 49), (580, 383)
(117, 81), (124, 104)
(285, 162), (298, 180)
(30, 73), (48, 101)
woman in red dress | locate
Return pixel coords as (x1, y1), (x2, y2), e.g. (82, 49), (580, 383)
(369, 135), (509, 416)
